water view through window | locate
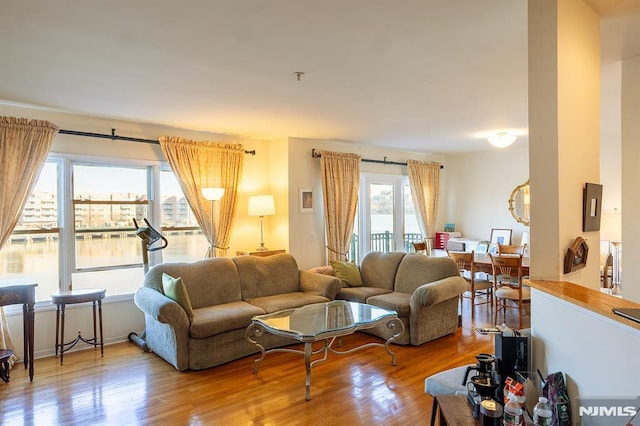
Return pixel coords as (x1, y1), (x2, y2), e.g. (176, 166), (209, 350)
(0, 161), (208, 302)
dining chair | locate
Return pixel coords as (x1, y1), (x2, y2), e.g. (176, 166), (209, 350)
(497, 243), (527, 255)
(412, 239), (432, 256)
(447, 250), (493, 313)
(489, 253), (530, 329)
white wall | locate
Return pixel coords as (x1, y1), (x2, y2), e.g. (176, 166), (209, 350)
(621, 56), (640, 303)
(445, 145), (530, 244)
(531, 289), (640, 416)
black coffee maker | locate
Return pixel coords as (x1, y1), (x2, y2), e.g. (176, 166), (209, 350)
(463, 353), (501, 417)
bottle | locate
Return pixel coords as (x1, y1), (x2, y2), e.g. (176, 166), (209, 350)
(503, 392), (523, 426)
(533, 396), (553, 425)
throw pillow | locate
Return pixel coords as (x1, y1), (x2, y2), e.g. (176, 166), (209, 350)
(330, 260), (363, 287)
(162, 273), (194, 322)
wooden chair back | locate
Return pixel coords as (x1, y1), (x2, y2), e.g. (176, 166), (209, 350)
(497, 244), (526, 255)
(489, 253), (524, 287)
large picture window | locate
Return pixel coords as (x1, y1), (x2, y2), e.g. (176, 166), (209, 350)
(0, 156), (204, 302)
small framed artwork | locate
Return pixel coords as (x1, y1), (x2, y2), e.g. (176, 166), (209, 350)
(444, 223), (456, 232)
(299, 188), (313, 213)
(490, 228), (512, 245)
(583, 182), (603, 232)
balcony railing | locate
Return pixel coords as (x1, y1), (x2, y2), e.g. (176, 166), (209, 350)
(347, 232), (424, 261)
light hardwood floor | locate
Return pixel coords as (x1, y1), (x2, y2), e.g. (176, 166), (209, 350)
(0, 298), (529, 425)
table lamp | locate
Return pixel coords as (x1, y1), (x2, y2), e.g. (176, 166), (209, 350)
(201, 187), (225, 257)
(248, 195), (275, 251)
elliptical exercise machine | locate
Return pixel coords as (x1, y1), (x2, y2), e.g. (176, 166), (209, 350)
(128, 218), (168, 351)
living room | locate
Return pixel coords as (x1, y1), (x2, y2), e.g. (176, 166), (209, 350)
(2, 0), (640, 424)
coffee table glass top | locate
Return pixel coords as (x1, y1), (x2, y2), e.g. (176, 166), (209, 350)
(252, 300), (397, 340)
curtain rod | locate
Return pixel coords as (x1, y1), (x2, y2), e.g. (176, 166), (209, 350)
(311, 148), (443, 169)
(59, 128), (257, 155)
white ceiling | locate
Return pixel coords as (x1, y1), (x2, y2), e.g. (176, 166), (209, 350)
(1, 1), (639, 154)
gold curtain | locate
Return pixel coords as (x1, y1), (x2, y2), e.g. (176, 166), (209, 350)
(0, 116), (59, 366)
(407, 160), (441, 244)
(320, 150), (361, 262)
(159, 137), (244, 257)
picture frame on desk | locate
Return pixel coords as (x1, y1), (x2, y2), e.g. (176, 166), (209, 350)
(490, 228), (512, 245)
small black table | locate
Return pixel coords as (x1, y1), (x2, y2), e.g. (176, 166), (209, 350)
(51, 288), (106, 365)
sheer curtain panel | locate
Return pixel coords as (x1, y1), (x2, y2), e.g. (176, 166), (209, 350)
(159, 137), (244, 258)
(0, 116), (59, 365)
(319, 150), (361, 262)
(407, 160), (441, 245)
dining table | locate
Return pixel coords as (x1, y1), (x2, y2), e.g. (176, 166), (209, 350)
(473, 253), (530, 276)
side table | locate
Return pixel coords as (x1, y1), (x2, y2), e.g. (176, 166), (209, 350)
(0, 281), (37, 381)
(51, 288), (106, 365)
(0, 349), (13, 383)
(433, 394), (478, 425)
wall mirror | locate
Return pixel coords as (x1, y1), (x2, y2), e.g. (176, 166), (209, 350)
(509, 179), (530, 226)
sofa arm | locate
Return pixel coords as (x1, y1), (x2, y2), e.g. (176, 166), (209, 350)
(410, 276), (467, 308)
(134, 286), (190, 327)
(299, 270), (343, 300)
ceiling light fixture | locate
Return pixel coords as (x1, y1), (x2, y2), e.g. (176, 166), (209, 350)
(293, 71), (304, 81)
(488, 132), (517, 148)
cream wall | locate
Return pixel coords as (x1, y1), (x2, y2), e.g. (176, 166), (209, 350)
(445, 146), (530, 245)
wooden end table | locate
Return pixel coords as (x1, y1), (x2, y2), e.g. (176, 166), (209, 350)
(51, 288), (106, 365)
(433, 394), (478, 425)
(0, 349), (14, 383)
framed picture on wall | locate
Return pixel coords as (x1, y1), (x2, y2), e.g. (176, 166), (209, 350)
(299, 188), (313, 213)
(490, 228), (512, 245)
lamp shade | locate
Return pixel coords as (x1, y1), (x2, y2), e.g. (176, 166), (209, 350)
(601, 210), (621, 242)
(201, 187), (225, 201)
(488, 132), (517, 148)
(248, 195), (275, 216)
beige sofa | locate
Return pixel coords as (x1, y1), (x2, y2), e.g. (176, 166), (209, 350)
(134, 253), (342, 371)
(334, 251), (466, 345)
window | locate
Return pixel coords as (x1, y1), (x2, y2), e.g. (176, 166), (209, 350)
(0, 156), (205, 302)
(351, 173), (422, 262)
(73, 164), (149, 269)
(159, 170), (208, 262)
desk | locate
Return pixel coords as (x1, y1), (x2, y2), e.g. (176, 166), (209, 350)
(51, 288), (106, 365)
(0, 281), (37, 381)
(236, 249), (285, 257)
(474, 254), (530, 276)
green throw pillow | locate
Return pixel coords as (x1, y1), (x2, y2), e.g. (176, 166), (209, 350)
(163, 273), (194, 322)
(330, 260), (363, 287)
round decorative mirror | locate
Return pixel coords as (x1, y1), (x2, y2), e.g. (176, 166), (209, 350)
(509, 179), (530, 226)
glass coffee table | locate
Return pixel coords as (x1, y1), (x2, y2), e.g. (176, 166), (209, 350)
(245, 300), (404, 400)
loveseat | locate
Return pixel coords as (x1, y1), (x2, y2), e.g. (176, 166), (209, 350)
(332, 251), (466, 345)
(134, 253), (342, 371)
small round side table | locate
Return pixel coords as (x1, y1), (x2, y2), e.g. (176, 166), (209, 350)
(50, 288), (106, 365)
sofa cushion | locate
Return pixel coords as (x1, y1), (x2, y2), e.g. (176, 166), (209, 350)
(145, 258), (242, 309)
(366, 292), (411, 317)
(162, 273), (194, 322)
(246, 292), (329, 314)
(330, 260), (363, 287)
(360, 251), (406, 290)
(335, 287), (392, 303)
(234, 253), (300, 300)
(189, 301), (265, 339)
